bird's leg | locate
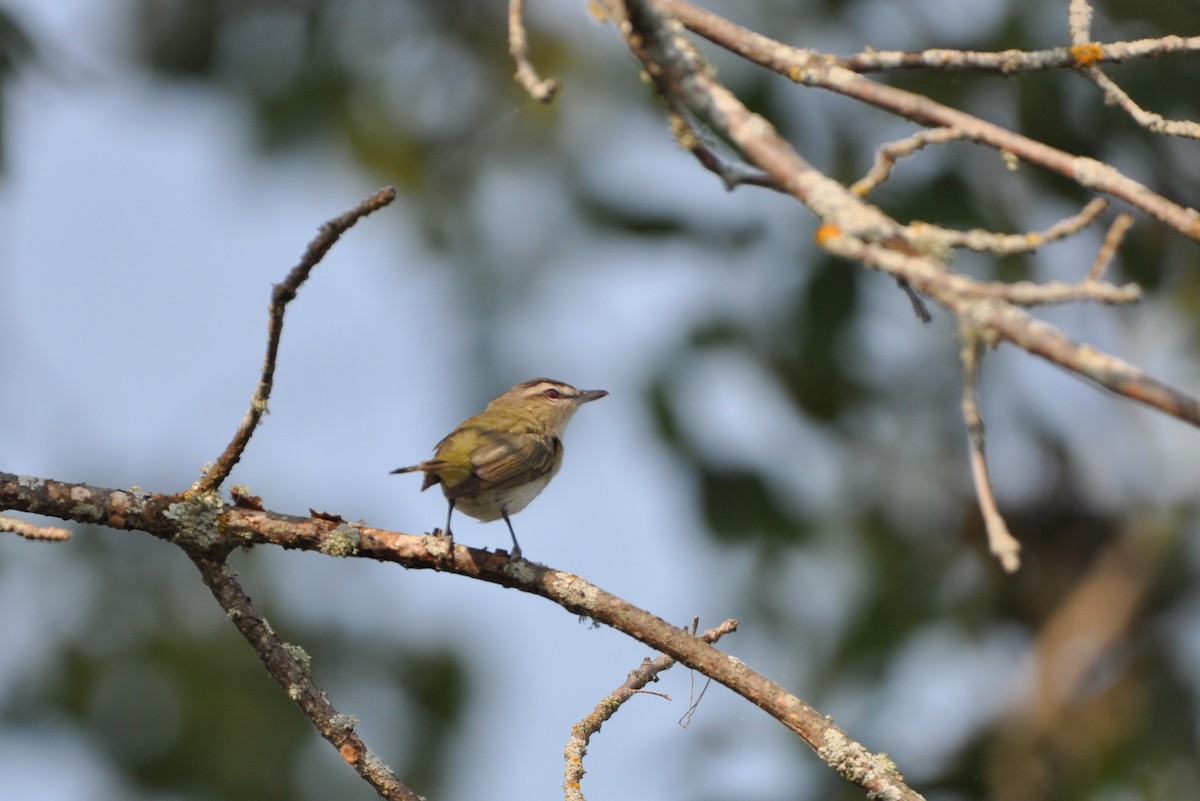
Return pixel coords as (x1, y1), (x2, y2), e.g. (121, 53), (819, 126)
(440, 499), (456, 549)
(501, 510), (522, 560)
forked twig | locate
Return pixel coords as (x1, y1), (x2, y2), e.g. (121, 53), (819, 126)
(1068, 0), (1200, 139)
(564, 618), (739, 801)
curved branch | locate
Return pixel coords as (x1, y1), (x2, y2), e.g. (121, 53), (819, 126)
(199, 187), (398, 493)
(0, 471), (923, 801)
(508, 0), (562, 102)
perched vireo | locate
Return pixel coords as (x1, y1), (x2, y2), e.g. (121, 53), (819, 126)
(391, 378), (607, 559)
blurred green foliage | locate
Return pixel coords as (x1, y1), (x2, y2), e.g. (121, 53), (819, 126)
(5, 1), (1200, 799)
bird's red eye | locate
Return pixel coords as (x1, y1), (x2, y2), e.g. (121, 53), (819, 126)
(544, 388), (561, 400)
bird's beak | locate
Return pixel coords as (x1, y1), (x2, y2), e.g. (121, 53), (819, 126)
(574, 389), (609, 403)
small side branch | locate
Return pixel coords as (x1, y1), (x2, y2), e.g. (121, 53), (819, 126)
(667, 107), (782, 191)
(837, 37), (1200, 74)
(958, 331), (1021, 573)
(199, 187), (397, 493)
(564, 618), (738, 801)
(508, 0), (562, 103)
(0, 513), (71, 541)
(190, 553), (421, 801)
(919, 198), (1109, 256)
(1068, 0), (1200, 140)
(1088, 213), (1133, 282)
(851, 127), (967, 197)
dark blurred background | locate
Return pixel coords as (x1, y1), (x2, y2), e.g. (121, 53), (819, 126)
(3, 1), (1200, 799)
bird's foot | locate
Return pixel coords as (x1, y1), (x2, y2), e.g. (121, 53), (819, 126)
(424, 528), (455, 561)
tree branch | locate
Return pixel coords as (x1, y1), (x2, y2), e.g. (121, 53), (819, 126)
(190, 552), (421, 801)
(0, 470), (924, 801)
(564, 618), (739, 800)
(198, 186), (398, 493)
(653, 0), (1200, 240)
(508, 0), (562, 102)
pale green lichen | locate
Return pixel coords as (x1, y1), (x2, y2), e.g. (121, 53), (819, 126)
(319, 523), (361, 557)
(17, 475), (44, 490)
(164, 490), (225, 549)
(549, 572), (599, 609)
(284, 642), (312, 672)
(330, 713), (358, 731)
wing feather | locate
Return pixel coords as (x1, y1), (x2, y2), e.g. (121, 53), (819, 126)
(438, 427), (558, 499)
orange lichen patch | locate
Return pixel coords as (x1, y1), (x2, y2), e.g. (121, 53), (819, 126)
(339, 743), (360, 765)
(1070, 43), (1104, 67)
(815, 223), (841, 246)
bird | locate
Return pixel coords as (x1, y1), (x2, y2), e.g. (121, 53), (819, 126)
(390, 378), (607, 559)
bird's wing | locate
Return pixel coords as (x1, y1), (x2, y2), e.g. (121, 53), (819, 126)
(440, 428), (559, 498)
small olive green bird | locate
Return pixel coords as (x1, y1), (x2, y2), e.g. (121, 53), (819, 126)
(391, 378), (608, 558)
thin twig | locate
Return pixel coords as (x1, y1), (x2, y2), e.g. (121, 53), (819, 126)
(964, 278), (1139, 307)
(919, 198), (1109, 256)
(564, 618), (738, 801)
(198, 187), (397, 493)
(0, 513), (71, 541)
(667, 106), (782, 191)
(190, 553), (421, 801)
(1088, 213), (1134, 282)
(837, 37), (1200, 73)
(957, 331), (1021, 573)
(508, 0), (562, 103)
(851, 127), (968, 197)
(1066, 0), (1094, 46)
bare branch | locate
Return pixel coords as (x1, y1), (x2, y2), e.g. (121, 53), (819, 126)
(653, 0), (1200, 241)
(1088, 213), (1134, 282)
(816, 231), (1200, 425)
(190, 553), (421, 801)
(963, 278), (1139, 307)
(564, 618), (738, 800)
(0, 513), (71, 541)
(838, 36), (1200, 73)
(1067, 0), (1096, 46)
(199, 187), (397, 493)
(851, 127), (968, 197)
(0, 469), (925, 801)
(667, 106), (782, 191)
(508, 0), (562, 103)
(958, 333), (1021, 573)
(921, 198), (1109, 256)
(1067, 0), (1200, 139)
